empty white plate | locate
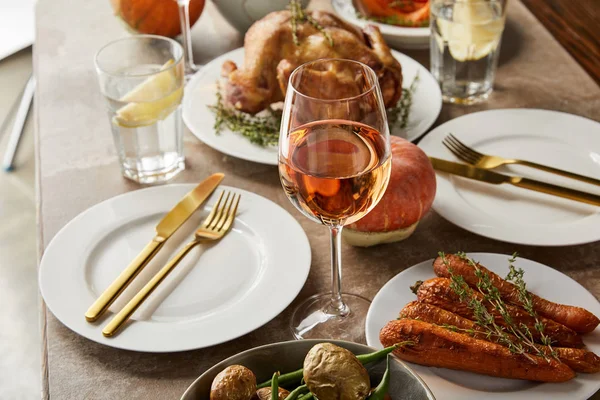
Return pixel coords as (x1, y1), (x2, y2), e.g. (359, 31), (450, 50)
(183, 47), (442, 165)
(365, 253), (600, 400)
(419, 109), (600, 246)
(39, 184), (311, 352)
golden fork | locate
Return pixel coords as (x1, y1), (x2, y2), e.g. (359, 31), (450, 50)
(102, 190), (241, 337)
(443, 133), (600, 186)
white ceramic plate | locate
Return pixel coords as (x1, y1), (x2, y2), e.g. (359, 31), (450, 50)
(419, 109), (600, 246)
(183, 47), (442, 166)
(39, 184), (311, 352)
(331, 0), (430, 50)
(366, 253), (600, 400)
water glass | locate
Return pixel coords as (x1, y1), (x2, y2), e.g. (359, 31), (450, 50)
(430, 0), (508, 104)
(95, 35), (185, 184)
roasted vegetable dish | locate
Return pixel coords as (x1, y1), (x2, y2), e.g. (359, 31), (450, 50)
(208, 343), (403, 400)
(380, 252), (600, 382)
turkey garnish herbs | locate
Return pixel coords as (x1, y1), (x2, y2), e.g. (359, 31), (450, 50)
(209, 90), (281, 147)
(209, 75), (419, 148)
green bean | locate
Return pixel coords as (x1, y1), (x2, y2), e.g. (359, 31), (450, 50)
(356, 343), (400, 365)
(257, 344), (399, 388)
(283, 384), (309, 400)
(297, 393), (313, 400)
(367, 355), (391, 400)
(258, 368), (303, 388)
(271, 372), (280, 400)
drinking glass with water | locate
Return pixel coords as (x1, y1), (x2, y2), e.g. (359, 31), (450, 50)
(95, 35), (185, 184)
(431, 0), (508, 104)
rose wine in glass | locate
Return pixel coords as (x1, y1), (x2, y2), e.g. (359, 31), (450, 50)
(279, 59), (391, 341)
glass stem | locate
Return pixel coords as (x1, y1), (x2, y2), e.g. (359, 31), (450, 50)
(329, 226), (349, 316)
(176, 0), (198, 78)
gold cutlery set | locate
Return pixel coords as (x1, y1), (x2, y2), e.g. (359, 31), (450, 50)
(431, 134), (600, 206)
(85, 173), (241, 337)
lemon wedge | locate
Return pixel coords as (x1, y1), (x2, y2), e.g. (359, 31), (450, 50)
(114, 59), (183, 128)
(437, 1), (505, 62)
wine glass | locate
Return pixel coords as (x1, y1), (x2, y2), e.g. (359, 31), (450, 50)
(175, 0), (199, 80)
(279, 59), (392, 341)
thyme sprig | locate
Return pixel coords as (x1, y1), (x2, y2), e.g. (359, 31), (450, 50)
(445, 252), (557, 362)
(209, 74), (419, 147)
(209, 90), (280, 147)
(388, 72), (419, 129)
(439, 252), (538, 363)
(355, 11), (429, 28)
(505, 254), (556, 354)
(289, 0), (333, 47)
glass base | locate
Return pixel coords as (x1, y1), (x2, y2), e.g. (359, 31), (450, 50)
(291, 293), (371, 343)
(122, 157), (185, 185)
(442, 87), (492, 105)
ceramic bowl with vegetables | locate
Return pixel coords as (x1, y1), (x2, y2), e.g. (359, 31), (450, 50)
(181, 340), (435, 399)
(331, 0), (430, 49)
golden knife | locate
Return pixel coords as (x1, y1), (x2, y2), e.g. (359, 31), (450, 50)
(429, 157), (600, 206)
(84, 173), (225, 322)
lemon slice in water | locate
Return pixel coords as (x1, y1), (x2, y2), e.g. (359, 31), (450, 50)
(114, 59), (183, 128)
(437, 0), (505, 62)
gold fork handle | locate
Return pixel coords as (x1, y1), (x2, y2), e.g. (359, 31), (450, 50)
(511, 177), (600, 206)
(102, 239), (201, 337)
(517, 160), (600, 187)
(85, 238), (164, 322)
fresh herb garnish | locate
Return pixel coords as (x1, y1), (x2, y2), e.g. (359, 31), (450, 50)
(289, 0), (333, 46)
(441, 252), (558, 362)
(505, 253), (556, 355)
(209, 89), (280, 147)
(209, 74), (419, 147)
(388, 72), (419, 129)
(356, 11), (429, 28)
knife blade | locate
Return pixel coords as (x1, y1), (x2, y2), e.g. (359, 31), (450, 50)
(429, 157), (600, 207)
(85, 173), (225, 322)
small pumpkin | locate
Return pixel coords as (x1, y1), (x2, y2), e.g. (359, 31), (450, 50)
(344, 136), (436, 247)
(110, 0), (206, 38)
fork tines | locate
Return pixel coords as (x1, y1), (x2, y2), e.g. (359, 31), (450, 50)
(442, 134), (484, 164)
(201, 191), (241, 232)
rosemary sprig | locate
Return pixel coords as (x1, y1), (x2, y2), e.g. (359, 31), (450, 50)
(289, 0), (333, 47)
(355, 11), (429, 28)
(387, 72), (419, 129)
(209, 89), (280, 147)
(505, 254), (556, 354)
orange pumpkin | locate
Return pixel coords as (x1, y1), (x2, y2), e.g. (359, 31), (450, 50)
(344, 136), (436, 247)
(110, 0), (206, 38)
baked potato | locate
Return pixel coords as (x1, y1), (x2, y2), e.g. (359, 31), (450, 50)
(303, 343), (371, 400)
(210, 365), (257, 400)
(253, 387), (290, 400)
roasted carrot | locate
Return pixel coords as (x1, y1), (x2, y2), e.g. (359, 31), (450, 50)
(380, 319), (575, 383)
(433, 254), (600, 334)
(400, 301), (600, 373)
(416, 278), (584, 348)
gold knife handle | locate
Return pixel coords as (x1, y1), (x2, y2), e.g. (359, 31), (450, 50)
(102, 239), (201, 337)
(518, 160), (600, 186)
(85, 238), (165, 322)
(511, 177), (600, 206)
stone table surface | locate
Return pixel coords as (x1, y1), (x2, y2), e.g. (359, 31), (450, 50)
(36, 0), (600, 399)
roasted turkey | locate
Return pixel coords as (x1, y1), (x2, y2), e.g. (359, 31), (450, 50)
(221, 10), (403, 114)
